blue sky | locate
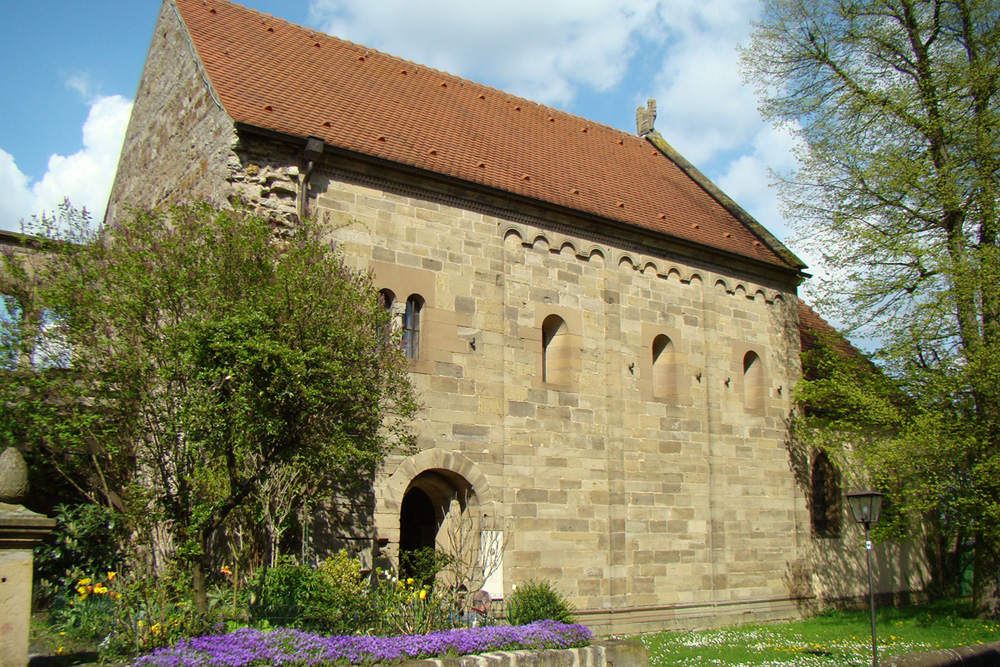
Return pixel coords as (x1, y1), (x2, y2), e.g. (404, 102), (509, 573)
(0, 0), (810, 273)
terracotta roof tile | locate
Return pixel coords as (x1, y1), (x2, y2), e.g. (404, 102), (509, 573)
(797, 299), (861, 358)
(174, 0), (797, 269)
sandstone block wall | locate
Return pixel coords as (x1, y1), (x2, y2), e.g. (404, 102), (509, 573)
(105, 4), (928, 633)
(294, 157), (809, 633)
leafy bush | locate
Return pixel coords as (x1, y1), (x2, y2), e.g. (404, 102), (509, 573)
(100, 564), (218, 659)
(33, 503), (125, 606)
(370, 572), (452, 635)
(506, 580), (575, 625)
(249, 552), (376, 633)
(400, 546), (452, 587)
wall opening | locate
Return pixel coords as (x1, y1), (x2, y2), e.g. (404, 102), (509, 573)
(403, 294), (423, 360)
(398, 469), (475, 581)
(743, 350), (765, 411)
(541, 314), (570, 385)
(652, 334), (675, 399)
(811, 451), (842, 538)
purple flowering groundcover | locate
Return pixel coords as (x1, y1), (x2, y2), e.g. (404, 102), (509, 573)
(133, 620), (592, 667)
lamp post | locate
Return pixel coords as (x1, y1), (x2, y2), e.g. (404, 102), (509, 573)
(846, 490), (883, 667)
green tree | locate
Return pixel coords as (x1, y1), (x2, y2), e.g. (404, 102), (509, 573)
(743, 0), (1000, 615)
(0, 202), (417, 611)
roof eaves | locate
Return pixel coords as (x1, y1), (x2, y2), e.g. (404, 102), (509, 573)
(645, 130), (809, 275)
(234, 122), (807, 285)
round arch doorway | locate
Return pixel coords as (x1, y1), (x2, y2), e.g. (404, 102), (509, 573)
(398, 469), (475, 580)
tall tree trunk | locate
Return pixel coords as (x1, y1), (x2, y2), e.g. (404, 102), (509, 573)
(192, 544), (210, 614)
(974, 531), (1000, 619)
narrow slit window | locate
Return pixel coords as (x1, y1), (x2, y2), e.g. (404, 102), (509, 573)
(743, 350), (764, 411)
(651, 334), (674, 399)
(378, 289), (396, 343)
(541, 314), (569, 385)
(403, 294), (423, 360)
(811, 452), (841, 537)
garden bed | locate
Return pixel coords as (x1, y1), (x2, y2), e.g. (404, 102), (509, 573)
(134, 621), (599, 667)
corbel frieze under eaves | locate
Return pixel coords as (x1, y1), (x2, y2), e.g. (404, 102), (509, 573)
(500, 222), (787, 306)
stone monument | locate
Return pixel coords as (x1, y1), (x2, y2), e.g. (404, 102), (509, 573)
(0, 447), (55, 667)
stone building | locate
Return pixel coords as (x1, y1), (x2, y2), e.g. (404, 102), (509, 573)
(105, 0), (927, 634)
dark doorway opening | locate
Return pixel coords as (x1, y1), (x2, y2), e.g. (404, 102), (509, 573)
(400, 487), (437, 553)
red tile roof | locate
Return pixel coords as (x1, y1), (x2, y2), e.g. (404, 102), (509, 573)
(797, 299), (861, 358)
(173, 0), (800, 270)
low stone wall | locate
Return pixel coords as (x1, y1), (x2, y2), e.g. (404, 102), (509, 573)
(393, 640), (648, 667)
(882, 641), (1000, 667)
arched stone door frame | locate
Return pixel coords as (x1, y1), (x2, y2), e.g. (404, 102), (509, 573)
(376, 448), (495, 568)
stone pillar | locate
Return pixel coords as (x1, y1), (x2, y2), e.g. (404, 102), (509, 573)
(0, 447), (55, 667)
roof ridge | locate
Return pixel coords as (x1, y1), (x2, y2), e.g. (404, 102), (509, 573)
(194, 0), (637, 141)
(170, 0), (803, 273)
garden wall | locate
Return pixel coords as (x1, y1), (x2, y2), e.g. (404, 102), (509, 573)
(396, 639), (648, 667)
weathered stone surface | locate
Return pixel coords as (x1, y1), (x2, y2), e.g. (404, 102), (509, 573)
(0, 448), (28, 504)
(103, 1), (929, 635)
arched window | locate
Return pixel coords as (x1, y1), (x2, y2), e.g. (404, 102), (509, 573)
(31, 308), (71, 370)
(378, 289), (396, 342)
(379, 289), (395, 311)
(811, 452), (841, 537)
(541, 314), (570, 385)
(743, 350), (765, 411)
(0, 294), (22, 369)
(403, 294), (423, 360)
(651, 334), (675, 399)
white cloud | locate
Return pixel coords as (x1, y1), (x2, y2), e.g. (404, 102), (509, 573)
(308, 0), (661, 107)
(0, 94), (132, 232)
(717, 124), (800, 237)
(65, 72), (100, 104)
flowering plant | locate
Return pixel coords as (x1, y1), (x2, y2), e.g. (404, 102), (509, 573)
(51, 571), (123, 643)
(135, 619), (592, 666)
(371, 573), (449, 635)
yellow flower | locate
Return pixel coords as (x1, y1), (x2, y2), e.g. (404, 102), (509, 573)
(151, 623), (161, 635)
(56, 647), (65, 656)
(114, 593), (123, 600)
(220, 565), (232, 576)
(419, 589), (427, 600)
(138, 620), (144, 628)
(93, 584), (109, 595)
(406, 578), (414, 586)
(76, 586), (88, 597)
(78, 578), (92, 586)
(107, 571), (117, 581)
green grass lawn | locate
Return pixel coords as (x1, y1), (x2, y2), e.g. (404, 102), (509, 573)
(641, 599), (1000, 666)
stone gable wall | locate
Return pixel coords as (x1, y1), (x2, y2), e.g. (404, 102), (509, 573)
(106, 1), (238, 223)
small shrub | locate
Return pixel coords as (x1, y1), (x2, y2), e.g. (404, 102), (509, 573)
(249, 552), (376, 633)
(506, 580), (575, 625)
(400, 546), (452, 587)
(248, 560), (316, 628)
(370, 572), (451, 635)
(99, 564), (217, 659)
(33, 503), (125, 606)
